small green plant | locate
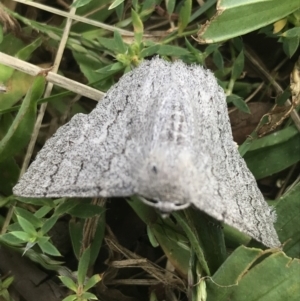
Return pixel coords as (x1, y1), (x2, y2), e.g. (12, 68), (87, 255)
(59, 248), (101, 301)
(0, 275), (14, 301)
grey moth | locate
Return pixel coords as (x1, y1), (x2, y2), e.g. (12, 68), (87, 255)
(13, 57), (280, 248)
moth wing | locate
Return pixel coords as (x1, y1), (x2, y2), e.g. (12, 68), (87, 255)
(188, 66), (280, 248)
(193, 150), (280, 248)
(217, 107), (280, 248)
(13, 58), (165, 198)
(13, 96), (135, 198)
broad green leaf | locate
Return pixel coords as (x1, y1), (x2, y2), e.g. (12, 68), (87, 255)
(69, 219), (84, 259)
(54, 199), (79, 216)
(72, 51), (105, 85)
(275, 182), (300, 258)
(70, 43), (88, 53)
(59, 276), (77, 292)
(16, 215), (37, 236)
(232, 36), (244, 51)
(96, 62), (124, 76)
(212, 246), (265, 284)
(231, 50), (244, 80)
(0, 195), (11, 207)
(220, 0), (274, 9)
(207, 246), (300, 301)
(166, 0), (176, 15)
(81, 292), (98, 299)
(0, 76), (45, 163)
(213, 50), (224, 70)
(41, 216), (58, 234)
(34, 206), (53, 219)
(223, 223), (252, 248)
(1, 290), (10, 301)
(140, 0), (157, 17)
(10, 231), (31, 241)
(109, 0), (125, 10)
(72, 0), (93, 8)
(131, 9), (144, 43)
(2, 276), (14, 288)
(0, 72), (35, 110)
(97, 37), (120, 53)
(38, 239), (61, 256)
(205, 44), (221, 57)
(248, 126), (298, 150)
(244, 126), (300, 179)
(0, 33), (24, 55)
(0, 288), (8, 301)
(0, 38), (42, 109)
(84, 274), (102, 292)
(89, 206), (106, 266)
(7, 221), (22, 232)
(178, 0), (192, 34)
(282, 36), (299, 57)
(62, 295), (77, 301)
(37, 236), (50, 245)
(140, 45), (160, 58)
(197, 0), (300, 43)
(227, 94), (250, 113)
(0, 232), (25, 245)
(15, 197), (54, 208)
(282, 27), (300, 38)
(16, 38), (42, 61)
(132, 0), (139, 11)
(292, 7), (300, 22)
(68, 203), (103, 218)
(15, 207), (42, 228)
(113, 30), (127, 54)
(78, 247), (91, 286)
(115, 1), (125, 20)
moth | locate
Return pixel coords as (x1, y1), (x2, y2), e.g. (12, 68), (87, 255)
(13, 57), (280, 248)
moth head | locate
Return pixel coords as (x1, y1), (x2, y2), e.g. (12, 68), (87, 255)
(134, 149), (197, 214)
(139, 195), (191, 217)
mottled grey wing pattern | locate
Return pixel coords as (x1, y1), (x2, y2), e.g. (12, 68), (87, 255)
(13, 74), (140, 198)
(13, 57), (280, 248)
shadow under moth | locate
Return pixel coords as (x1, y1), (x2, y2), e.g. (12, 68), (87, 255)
(13, 57), (280, 248)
